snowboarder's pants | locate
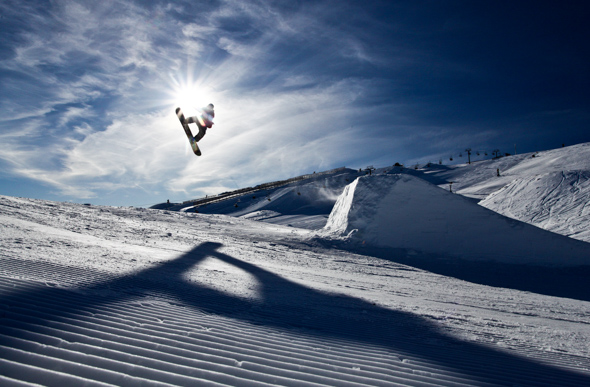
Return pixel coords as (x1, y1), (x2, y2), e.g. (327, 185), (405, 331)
(194, 124), (207, 142)
(186, 117), (207, 142)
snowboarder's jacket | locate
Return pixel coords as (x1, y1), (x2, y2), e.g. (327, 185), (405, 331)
(199, 104), (215, 128)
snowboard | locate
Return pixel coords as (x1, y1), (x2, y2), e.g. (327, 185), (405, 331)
(176, 107), (201, 156)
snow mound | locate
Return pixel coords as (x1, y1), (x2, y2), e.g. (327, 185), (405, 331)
(323, 174), (590, 266)
(480, 170), (590, 242)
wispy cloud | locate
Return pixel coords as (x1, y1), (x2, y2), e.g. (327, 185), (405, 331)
(5, 0), (581, 205)
(1, 0), (394, 202)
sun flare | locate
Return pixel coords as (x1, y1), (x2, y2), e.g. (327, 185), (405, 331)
(174, 85), (213, 112)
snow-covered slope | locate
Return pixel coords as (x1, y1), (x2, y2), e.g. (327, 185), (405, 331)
(186, 168), (363, 229)
(322, 174), (590, 266)
(2, 195), (590, 385)
(417, 143), (590, 198)
(479, 170), (590, 242)
(412, 143), (590, 242)
(156, 143), (590, 246)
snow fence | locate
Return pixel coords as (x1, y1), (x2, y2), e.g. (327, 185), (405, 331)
(322, 174), (590, 267)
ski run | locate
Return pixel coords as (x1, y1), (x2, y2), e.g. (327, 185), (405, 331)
(1, 143), (590, 386)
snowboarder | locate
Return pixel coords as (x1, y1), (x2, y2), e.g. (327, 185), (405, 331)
(185, 103), (215, 143)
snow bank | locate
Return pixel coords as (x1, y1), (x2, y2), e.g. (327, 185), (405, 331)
(323, 174), (590, 266)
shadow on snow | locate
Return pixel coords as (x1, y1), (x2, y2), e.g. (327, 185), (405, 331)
(344, 243), (590, 303)
(1, 241), (589, 385)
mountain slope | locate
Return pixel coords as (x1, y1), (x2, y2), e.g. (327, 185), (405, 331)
(479, 170), (590, 242)
(183, 168), (364, 229)
(416, 143), (590, 199)
(397, 143), (590, 243)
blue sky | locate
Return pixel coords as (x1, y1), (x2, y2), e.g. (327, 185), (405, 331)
(1, 0), (589, 206)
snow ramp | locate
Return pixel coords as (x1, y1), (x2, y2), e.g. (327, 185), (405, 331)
(323, 174), (590, 267)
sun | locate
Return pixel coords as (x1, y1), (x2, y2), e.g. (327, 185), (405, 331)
(165, 69), (214, 113)
(165, 68), (219, 118)
(174, 84), (212, 112)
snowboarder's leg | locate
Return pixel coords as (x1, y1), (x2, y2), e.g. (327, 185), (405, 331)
(194, 123), (207, 142)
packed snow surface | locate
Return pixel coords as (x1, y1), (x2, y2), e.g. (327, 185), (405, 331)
(1, 193), (590, 386)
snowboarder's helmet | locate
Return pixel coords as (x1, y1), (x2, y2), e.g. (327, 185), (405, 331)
(207, 103), (214, 109)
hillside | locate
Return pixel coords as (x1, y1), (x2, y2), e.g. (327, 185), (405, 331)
(414, 143), (590, 242)
(165, 168), (365, 229)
